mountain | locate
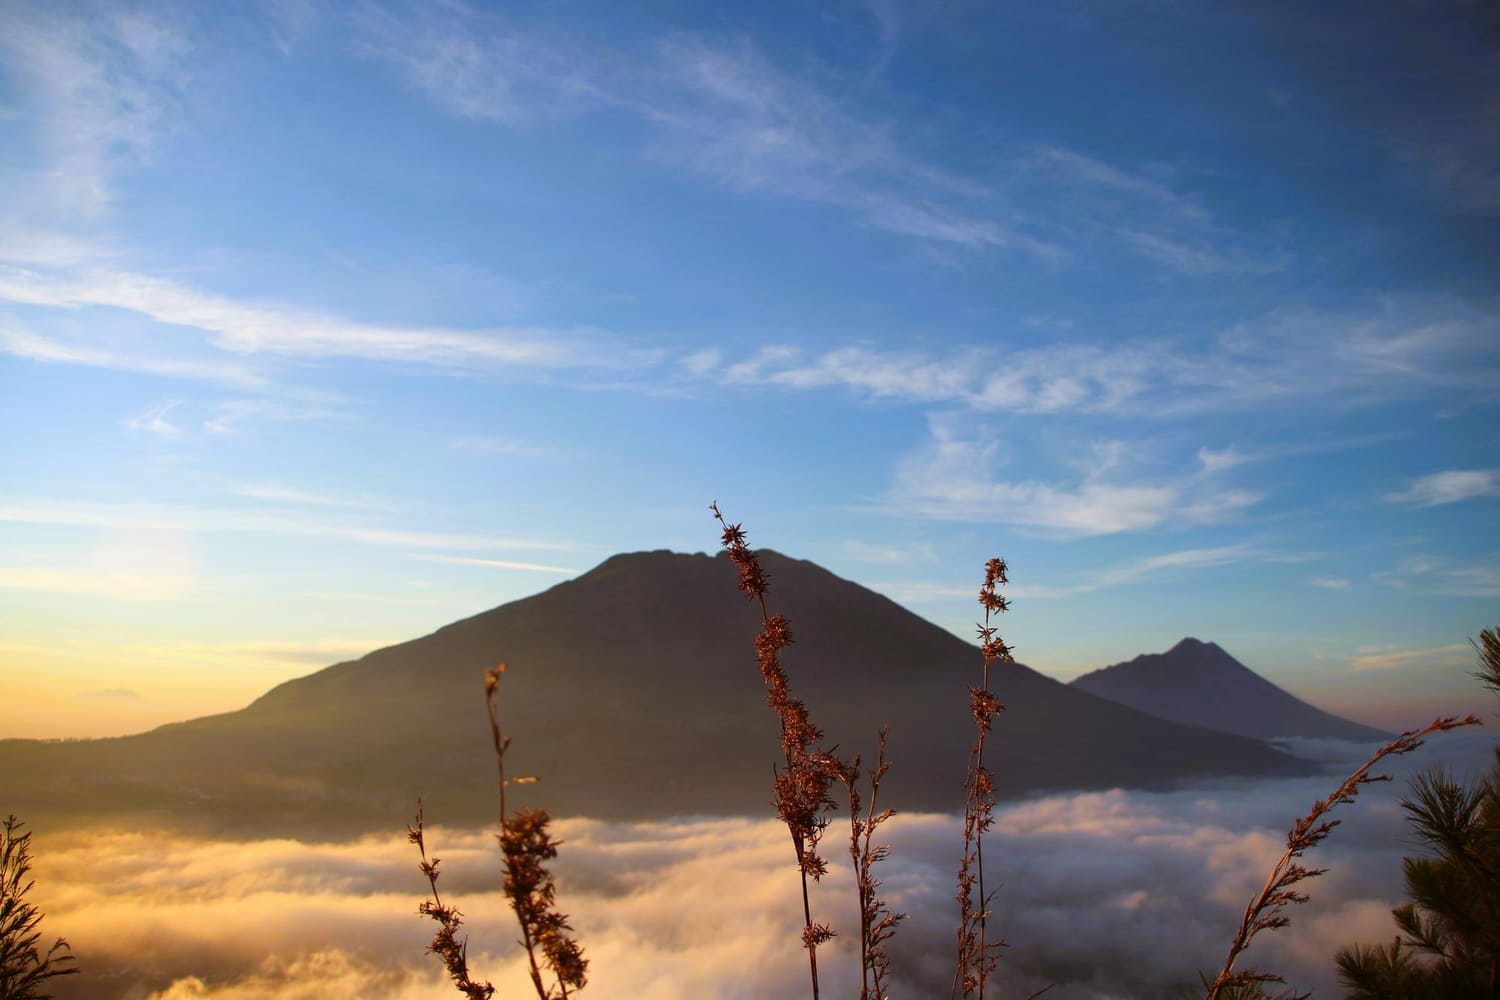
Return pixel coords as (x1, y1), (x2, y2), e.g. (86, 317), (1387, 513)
(1069, 637), (1390, 743)
(1, 552), (1312, 837)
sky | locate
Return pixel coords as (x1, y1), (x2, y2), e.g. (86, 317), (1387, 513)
(0, 0), (1496, 739)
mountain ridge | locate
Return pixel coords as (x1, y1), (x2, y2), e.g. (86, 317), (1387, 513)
(1069, 637), (1390, 743)
(2, 549), (1313, 836)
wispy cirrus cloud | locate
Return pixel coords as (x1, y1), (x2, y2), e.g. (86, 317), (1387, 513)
(416, 554), (581, 575)
(352, 6), (1305, 272)
(123, 398), (183, 437)
(0, 320), (266, 387)
(351, 5), (1066, 257)
(0, 266), (648, 373)
(1194, 433), (1401, 478)
(714, 299), (1499, 417)
(0, 564), (192, 602)
(112, 635), (400, 669)
(0, 3), (190, 218)
(448, 436), (575, 459)
(1076, 545), (1262, 591)
(82, 687), (143, 701)
(1373, 555), (1500, 598)
(1114, 227), (1289, 276)
(5, 268), (1492, 426)
(0, 525), (197, 602)
(890, 474), (1181, 537)
(202, 395), (344, 433)
(873, 543), (1278, 604)
(1347, 642), (1475, 674)
(837, 539), (938, 566)
(880, 419), (1260, 538)
(1385, 468), (1499, 508)
(0, 499), (578, 554)
(1196, 446), (1249, 474)
(5, 266), (1492, 499)
(1028, 145), (1207, 220)
(220, 482), (395, 512)
(1023, 146), (1288, 275)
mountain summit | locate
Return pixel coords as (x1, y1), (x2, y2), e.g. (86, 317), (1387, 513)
(1069, 637), (1389, 743)
(3, 553), (1310, 836)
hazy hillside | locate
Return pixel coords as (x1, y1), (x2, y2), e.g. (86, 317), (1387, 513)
(2, 552), (1310, 836)
(1070, 638), (1390, 743)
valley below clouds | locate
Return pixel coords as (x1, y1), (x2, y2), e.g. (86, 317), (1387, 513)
(30, 732), (1492, 1000)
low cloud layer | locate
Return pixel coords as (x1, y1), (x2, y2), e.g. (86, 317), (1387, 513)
(27, 732), (1493, 999)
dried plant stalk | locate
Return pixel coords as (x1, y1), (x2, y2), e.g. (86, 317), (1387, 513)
(1205, 713), (1482, 1000)
(412, 664), (587, 1000)
(712, 501), (841, 999)
(835, 728), (908, 1000)
(410, 802), (495, 1000)
(487, 664), (588, 1000)
(955, 557), (1011, 999)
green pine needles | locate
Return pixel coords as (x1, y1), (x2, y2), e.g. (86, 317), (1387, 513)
(1, 815), (77, 1000)
(1336, 625), (1500, 998)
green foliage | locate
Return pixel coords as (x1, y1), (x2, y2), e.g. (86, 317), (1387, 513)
(1335, 626), (1500, 998)
(0, 815), (77, 1000)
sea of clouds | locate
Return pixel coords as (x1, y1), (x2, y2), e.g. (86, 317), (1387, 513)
(28, 730), (1492, 1000)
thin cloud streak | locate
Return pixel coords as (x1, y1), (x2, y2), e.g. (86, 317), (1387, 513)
(0, 499), (579, 554)
(0, 322), (266, 388)
(718, 301), (1499, 417)
(5, 262), (1493, 422)
(0, 4), (188, 218)
(203, 396), (344, 434)
(355, 6), (1056, 258)
(1374, 555), (1500, 598)
(0, 266), (650, 374)
(123, 399), (183, 437)
(447, 436), (572, 459)
(350, 5), (1311, 273)
(1347, 643), (1474, 674)
(416, 554), (581, 575)
(879, 419), (1261, 538)
(874, 543), (1275, 604)
(0, 565), (191, 603)
(1385, 468), (1500, 507)
(111, 637), (403, 668)
(837, 539), (938, 566)
(221, 482), (396, 513)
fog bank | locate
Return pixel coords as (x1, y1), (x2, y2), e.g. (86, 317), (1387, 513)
(28, 731), (1491, 999)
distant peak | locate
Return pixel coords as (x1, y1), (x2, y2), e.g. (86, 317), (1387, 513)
(1168, 637), (1212, 653)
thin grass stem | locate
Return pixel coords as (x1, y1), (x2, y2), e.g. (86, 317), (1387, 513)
(1205, 713), (1482, 1000)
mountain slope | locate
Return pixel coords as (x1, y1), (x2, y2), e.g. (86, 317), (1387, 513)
(1069, 637), (1390, 742)
(2, 552), (1310, 836)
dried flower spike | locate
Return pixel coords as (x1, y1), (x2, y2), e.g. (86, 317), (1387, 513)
(712, 502), (843, 1000)
(412, 664), (587, 1000)
(1205, 713), (1482, 1000)
(956, 556), (1011, 1000)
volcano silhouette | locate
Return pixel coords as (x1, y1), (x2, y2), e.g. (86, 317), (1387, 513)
(1070, 637), (1389, 742)
(2, 551), (1311, 836)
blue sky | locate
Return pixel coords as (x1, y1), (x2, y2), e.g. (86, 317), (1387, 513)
(0, 0), (1495, 738)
